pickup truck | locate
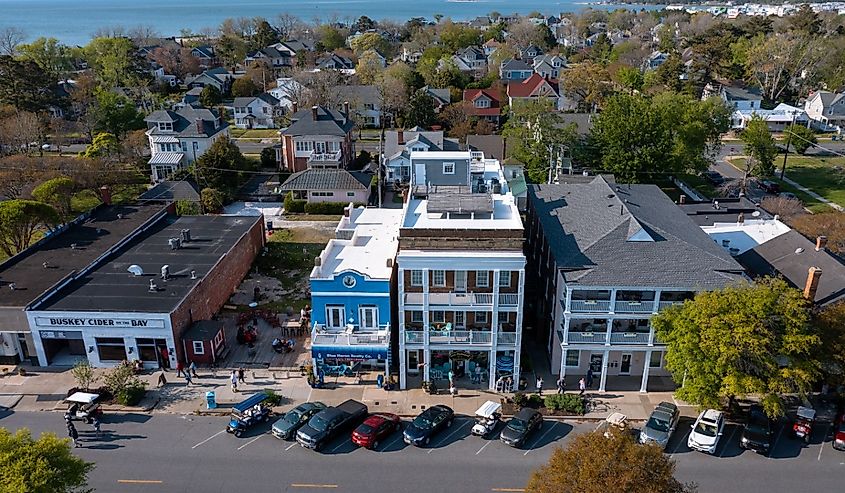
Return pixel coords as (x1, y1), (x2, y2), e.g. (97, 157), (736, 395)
(296, 399), (368, 451)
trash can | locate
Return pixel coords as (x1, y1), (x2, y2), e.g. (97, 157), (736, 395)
(206, 391), (217, 410)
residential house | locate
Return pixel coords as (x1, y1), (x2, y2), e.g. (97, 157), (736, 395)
(482, 39), (502, 57)
(331, 85), (382, 127)
(383, 128), (461, 183)
(397, 151), (526, 391)
(244, 46), (292, 71)
(468, 16), (492, 31)
(455, 46), (488, 74)
(268, 77), (306, 112)
(643, 51), (669, 71)
(422, 86), (451, 112)
(804, 90), (845, 131)
(310, 206), (402, 373)
(500, 59), (534, 82)
(361, 49), (387, 68)
(279, 104), (355, 172)
(532, 54), (566, 79)
(466, 134), (506, 162)
(463, 88), (503, 126)
(507, 73), (561, 110)
(232, 93), (281, 129)
(316, 53), (355, 73)
(731, 103), (809, 131)
(185, 68), (234, 94)
(181, 87), (203, 107)
(705, 82), (763, 111)
(144, 106), (229, 182)
(443, 55), (473, 75)
(278, 168), (371, 204)
(527, 176), (745, 392)
(401, 46), (423, 64)
(520, 45), (544, 62)
(190, 45), (216, 68)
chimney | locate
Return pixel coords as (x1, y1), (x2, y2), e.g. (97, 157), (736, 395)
(343, 101), (350, 117)
(292, 101), (298, 114)
(803, 267), (822, 301)
(99, 185), (112, 205)
(311, 105), (318, 120)
(195, 119), (203, 134)
(678, 194), (686, 204)
(815, 236), (827, 251)
(398, 128), (405, 145)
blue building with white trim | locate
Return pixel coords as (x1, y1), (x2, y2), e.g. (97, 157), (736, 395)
(310, 206), (402, 374)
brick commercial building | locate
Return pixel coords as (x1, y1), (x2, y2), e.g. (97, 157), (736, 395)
(26, 214), (264, 368)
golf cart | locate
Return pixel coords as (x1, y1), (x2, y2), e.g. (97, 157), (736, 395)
(793, 406), (816, 444)
(596, 412), (629, 438)
(226, 393), (272, 437)
(471, 400), (502, 437)
(64, 392), (102, 423)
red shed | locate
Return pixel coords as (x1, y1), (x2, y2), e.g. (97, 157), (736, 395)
(182, 320), (226, 365)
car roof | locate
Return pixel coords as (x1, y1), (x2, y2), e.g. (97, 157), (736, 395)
(649, 410), (673, 421)
(515, 408), (540, 420)
(428, 405), (453, 414)
(655, 401), (677, 413)
(701, 409), (723, 422)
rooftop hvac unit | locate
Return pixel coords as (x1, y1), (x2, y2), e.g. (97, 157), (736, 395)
(127, 265), (144, 276)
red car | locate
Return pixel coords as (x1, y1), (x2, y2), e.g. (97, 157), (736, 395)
(351, 413), (401, 449)
(834, 413), (845, 451)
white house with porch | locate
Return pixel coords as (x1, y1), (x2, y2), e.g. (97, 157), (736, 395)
(144, 106), (229, 182)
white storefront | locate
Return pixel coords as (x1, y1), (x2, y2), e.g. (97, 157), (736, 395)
(27, 311), (176, 369)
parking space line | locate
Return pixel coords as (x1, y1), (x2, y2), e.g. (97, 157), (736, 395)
(285, 442), (298, 451)
(237, 434), (264, 450)
(191, 430), (225, 449)
(669, 428), (691, 455)
(428, 419), (471, 454)
(476, 437), (497, 455)
(771, 425), (784, 456)
(718, 426), (739, 458)
(291, 484), (338, 489)
(818, 424), (831, 461)
(117, 480), (163, 484)
(524, 422), (556, 456)
(329, 438), (350, 453)
(491, 488), (525, 492)
(379, 433), (403, 451)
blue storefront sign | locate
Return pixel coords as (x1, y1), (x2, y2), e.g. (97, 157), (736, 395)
(312, 345), (388, 361)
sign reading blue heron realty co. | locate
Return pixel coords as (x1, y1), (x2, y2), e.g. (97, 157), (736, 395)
(34, 316), (166, 328)
(312, 346), (387, 361)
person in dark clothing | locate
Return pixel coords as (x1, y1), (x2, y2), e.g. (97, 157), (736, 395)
(238, 367), (246, 383)
(586, 368), (594, 388)
(67, 423), (79, 448)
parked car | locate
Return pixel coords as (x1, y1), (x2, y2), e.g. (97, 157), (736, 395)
(759, 180), (781, 194)
(296, 399), (368, 451)
(500, 408), (543, 448)
(740, 405), (773, 455)
(272, 402), (327, 440)
(403, 405), (454, 447)
(704, 170), (725, 185)
(639, 401), (680, 449)
(688, 409), (726, 454)
(833, 412), (845, 451)
(351, 413), (401, 449)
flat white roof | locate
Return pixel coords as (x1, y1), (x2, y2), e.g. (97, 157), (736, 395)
(409, 151), (472, 160)
(701, 218), (791, 255)
(402, 193), (522, 230)
(311, 208), (402, 281)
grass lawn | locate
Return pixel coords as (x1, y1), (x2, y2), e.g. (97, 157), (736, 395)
(255, 228), (331, 291)
(728, 157), (844, 212)
(70, 183), (149, 214)
(230, 128), (280, 139)
(283, 213), (343, 222)
(676, 173), (717, 199)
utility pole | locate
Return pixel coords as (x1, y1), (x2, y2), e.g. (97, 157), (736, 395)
(378, 112), (384, 208)
(780, 110), (797, 180)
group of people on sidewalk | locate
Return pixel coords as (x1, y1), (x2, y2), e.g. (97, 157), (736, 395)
(156, 360), (200, 387)
(536, 368), (595, 396)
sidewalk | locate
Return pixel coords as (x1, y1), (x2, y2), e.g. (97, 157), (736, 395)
(0, 365), (691, 421)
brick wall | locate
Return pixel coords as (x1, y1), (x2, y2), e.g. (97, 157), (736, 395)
(169, 217), (264, 363)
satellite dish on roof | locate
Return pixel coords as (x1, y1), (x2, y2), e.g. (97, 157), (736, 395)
(127, 265), (144, 276)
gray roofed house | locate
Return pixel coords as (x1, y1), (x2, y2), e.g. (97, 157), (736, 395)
(279, 168), (371, 204)
(279, 105), (356, 172)
(529, 176), (745, 288)
(804, 90), (845, 130)
(316, 53), (355, 72)
(500, 58), (534, 81)
(466, 134), (507, 161)
(330, 85), (382, 127)
(144, 106), (229, 182)
(232, 93), (282, 129)
(422, 86), (451, 111)
(184, 68), (233, 93)
(282, 106), (354, 137)
(556, 113), (594, 134)
(383, 128), (460, 183)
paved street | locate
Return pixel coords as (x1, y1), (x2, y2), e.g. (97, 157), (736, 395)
(1, 409), (842, 493)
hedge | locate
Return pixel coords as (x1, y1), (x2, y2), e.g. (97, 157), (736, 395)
(304, 201), (364, 215)
(544, 393), (585, 415)
(283, 192), (306, 213)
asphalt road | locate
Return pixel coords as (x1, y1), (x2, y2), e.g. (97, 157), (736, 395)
(1, 409), (843, 493)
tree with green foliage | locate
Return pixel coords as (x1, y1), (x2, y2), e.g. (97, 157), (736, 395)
(613, 66), (643, 93)
(201, 187), (224, 213)
(349, 32), (389, 55)
(653, 53), (686, 93)
(175, 200), (201, 215)
(0, 199), (59, 257)
(251, 19), (279, 51)
(739, 116), (778, 178)
(0, 428), (93, 493)
(537, 24), (557, 51)
(503, 98), (578, 183)
(653, 277), (821, 418)
(216, 34), (248, 69)
(785, 124), (816, 155)
(260, 146), (277, 168)
(199, 85), (222, 108)
(817, 302), (845, 386)
(527, 429), (694, 493)
(102, 361), (146, 406)
(356, 50), (385, 85)
(788, 4), (821, 35)
(16, 37), (73, 80)
(82, 132), (121, 159)
(589, 33), (612, 64)
(0, 55), (58, 112)
(70, 360), (96, 391)
(92, 89), (144, 139)
(231, 77), (259, 97)
(560, 61), (611, 111)
(439, 21), (481, 52)
(317, 25), (346, 52)
(194, 136), (248, 194)
(484, 22), (507, 43)
(31, 177), (75, 220)
(404, 89), (436, 128)
(82, 37), (145, 88)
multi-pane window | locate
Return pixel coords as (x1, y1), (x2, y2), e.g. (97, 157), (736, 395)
(411, 311), (423, 323)
(498, 271), (511, 287)
(192, 341), (205, 355)
(565, 350), (580, 367)
(454, 311), (465, 327)
(158, 122), (173, 131)
(475, 311), (488, 324)
(431, 311), (446, 323)
(475, 270), (489, 288)
(443, 163), (455, 174)
(410, 270), (423, 286)
(432, 270), (446, 287)
(649, 351), (663, 368)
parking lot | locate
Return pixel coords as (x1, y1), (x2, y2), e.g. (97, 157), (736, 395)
(1, 409), (843, 492)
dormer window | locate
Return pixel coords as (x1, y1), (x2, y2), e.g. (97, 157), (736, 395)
(475, 99), (490, 108)
(158, 122), (173, 132)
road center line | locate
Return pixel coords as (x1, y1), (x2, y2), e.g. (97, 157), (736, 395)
(524, 422), (557, 456)
(237, 434), (264, 450)
(117, 480), (163, 484)
(291, 484), (338, 489)
(191, 430), (225, 449)
(428, 420), (471, 454)
(285, 442), (298, 451)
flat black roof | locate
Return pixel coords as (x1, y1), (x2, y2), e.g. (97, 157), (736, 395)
(0, 204), (165, 308)
(35, 215), (261, 313)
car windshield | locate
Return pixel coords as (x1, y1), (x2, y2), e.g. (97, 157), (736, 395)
(507, 419), (528, 432)
(285, 410), (302, 424)
(413, 414), (434, 430)
(310, 415), (330, 432)
(746, 421), (768, 435)
(694, 420), (718, 437)
(646, 415), (670, 432)
(357, 424), (374, 434)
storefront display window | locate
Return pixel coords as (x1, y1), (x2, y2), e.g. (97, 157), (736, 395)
(96, 337), (126, 361)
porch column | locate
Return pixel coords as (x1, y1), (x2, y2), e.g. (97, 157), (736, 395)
(641, 350), (652, 393)
(652, 289), (662, 314)
(559, 346), (567, 379)
(563, 283), (572, 313)
(399, 347), (407, 390)
(422, 268), (430, 383)
(604, 319), (613, 346)
(398, 266), (406, 390)
(488, 349), (497, 391)
(512, 268), (525, 392)
(598, 349), (610, 392)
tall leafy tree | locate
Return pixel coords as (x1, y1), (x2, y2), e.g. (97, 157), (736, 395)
(0, 199), (59, 256)
(503, 98), (578, 183)
(251, 19), (279, 50)
(231, 77), (259, 97)
(560, 61), (611, 111)
(527, 429), (695, 493)
(0, 55), (57, 111)
(194, 136), (248, 195)
(16, 37), (73, 80)
(82, 37), (146, 88)
(31, 177), (75, 220)
(653, 277), (821, 418)
(403, 89), (436, 129)
(199, 85), (222, 108)
(92, 90), (145, 139)
(0, 428), (93, 493)
(785, 124), (816, 155)
(739, 115), (778, 178)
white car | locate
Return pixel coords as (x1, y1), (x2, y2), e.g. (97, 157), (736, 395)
(687, 409), (725, 454)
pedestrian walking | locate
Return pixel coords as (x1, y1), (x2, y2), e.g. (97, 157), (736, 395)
(536, 377), (543, 396)
(238, 367), (246, 383)
(230, 370), (238, 393)
(557, 376), (566, 394)
(185, 372), (193, 387)
(67, 423), (79, 448)
(578, 377), (586, 395)
(157, 371), (167, 387)
(448, 369), (455, 385)
(175, 360), (184, 378)
(189, 360), (198, 378)
(91, 416), (101, 437)
(586, 368), (594, 388)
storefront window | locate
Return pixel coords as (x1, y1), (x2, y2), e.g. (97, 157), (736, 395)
(96, 337), (126, 361)
(565, 350), (580, 367)
(649, 351), (663, 368)
(136, 338), (158, 361)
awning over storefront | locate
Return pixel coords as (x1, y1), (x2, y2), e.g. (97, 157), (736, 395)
(312, 345), (388, 361)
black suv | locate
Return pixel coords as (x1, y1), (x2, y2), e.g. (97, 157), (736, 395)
(740, 405), (773, 455)
(403, 405), (454, 446)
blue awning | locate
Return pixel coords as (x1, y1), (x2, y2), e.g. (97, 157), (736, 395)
(312, 346), (388, 361)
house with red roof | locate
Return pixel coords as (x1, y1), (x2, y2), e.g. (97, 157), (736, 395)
(506, 73), (561, 110)
(463, 88), (503, 126)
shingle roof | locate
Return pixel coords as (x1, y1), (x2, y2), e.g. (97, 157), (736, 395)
(138, 180), (201, 202)
(501, 58), (533, 72)
(383, 130), (459, 160)
(146, 106), (228, 138)
(722, 85), (763, 102)
(507, 73), (559, 98)
(529, 176), (745, 289)
(466, 134), (505, 161)
(279, 169), (370, 191)
(281, 106), (353, 136)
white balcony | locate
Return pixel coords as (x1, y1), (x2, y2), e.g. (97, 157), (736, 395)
(658, 300), (684, 311)
(614, 300), (655, 313)
(404, 291), (494, 307)
(308, 150), (342, 164)
(312, 323), (389, 347)
(609, 332), (651, 344)
(405, 330), (424, 344)
(498, 293), (519, 306)
(498, 332), (517, 345)
(566, 332), (608, 344)
(569, 300), (611, 312)
(430, 330), (492, 345)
